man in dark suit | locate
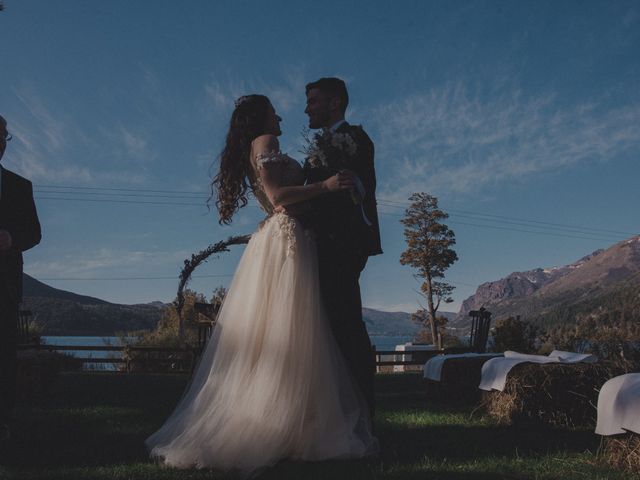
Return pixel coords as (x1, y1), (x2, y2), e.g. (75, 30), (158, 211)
(0, 115), (41, 441)
(303, 78), (382, 418)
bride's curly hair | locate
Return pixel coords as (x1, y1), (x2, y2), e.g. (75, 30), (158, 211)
(210, 94), (271, 224)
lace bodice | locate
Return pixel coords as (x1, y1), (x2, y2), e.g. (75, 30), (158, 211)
(250, 151), (304, 214)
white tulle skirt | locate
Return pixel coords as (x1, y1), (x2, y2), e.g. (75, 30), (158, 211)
(146, 213), (377, 476)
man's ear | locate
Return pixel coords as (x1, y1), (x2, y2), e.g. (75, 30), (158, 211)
(329, 96), (341, 112)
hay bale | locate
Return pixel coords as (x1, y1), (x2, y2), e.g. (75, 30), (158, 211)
(424, 355), (498, 402)
(440, 355), (496, 385)
(482, 362), (610, 428)
(601, 433), (640, 473)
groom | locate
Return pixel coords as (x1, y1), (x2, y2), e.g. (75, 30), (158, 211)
(303, 78), (382, 417)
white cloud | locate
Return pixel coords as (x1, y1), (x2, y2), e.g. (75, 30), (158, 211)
(11, 86), (69, 152)
(98, 124), (156, 164)
(204, 65), (307, 114)
(120, 128), (149, 158)
(27, 248), (192, 279)
(4, 85), (157, 185)
(369, 83), (640, 202)
(205, 81), (235, 111)
(5, 106), (94, 183)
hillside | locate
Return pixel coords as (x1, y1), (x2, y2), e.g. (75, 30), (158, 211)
(21, 274), (443, 337)
(23, 274), (110, 305)
(454, 235), (640, 330)
(22, 274), (164, 336)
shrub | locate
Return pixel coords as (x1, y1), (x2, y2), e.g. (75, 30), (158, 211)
(491, 316), (539, 353)
(17, 350), (82, 399)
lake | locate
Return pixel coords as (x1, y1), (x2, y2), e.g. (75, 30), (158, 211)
(42, 334), (415, 370)
(42, 336), (133, 371)
(368, 335), (414, 351)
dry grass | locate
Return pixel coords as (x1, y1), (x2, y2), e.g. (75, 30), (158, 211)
(600, 433), (640, 473)
(482, 362), (610, 428)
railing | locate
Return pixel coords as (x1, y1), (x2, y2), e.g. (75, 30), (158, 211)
(17, 344), (199, 373)
(373, 348), (444, 369)
(18, 344), (446, 373)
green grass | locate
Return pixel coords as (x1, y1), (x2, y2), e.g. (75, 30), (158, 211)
(0, 372), (633, 479)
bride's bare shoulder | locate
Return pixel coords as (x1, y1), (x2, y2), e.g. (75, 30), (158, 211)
(252, 134), (279, 153)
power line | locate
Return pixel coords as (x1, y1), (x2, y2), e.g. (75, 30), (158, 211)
(378, 200), (637, 237)
(35, 184), (208, 196)
(33, 194), (632, 241)
(36, 195), (628, 242)
(36, 273), (235, 281)
(33, 184), (637, 241)
(35, 196), (205, 206)
(377, 209), (629, 242)
(36, 190), (207, 200)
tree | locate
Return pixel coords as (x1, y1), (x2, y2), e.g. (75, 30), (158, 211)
(400, 193), (458, 348)
(491, 316), (539, 354)
(412, 310), (463, 348)
(210, 286), (227, 307)
(133, 289), (206, 348)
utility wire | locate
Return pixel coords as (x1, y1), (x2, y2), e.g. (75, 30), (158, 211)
(35, 184), (636, 237)
(36, 273), (234, 281)
(33, 185), (637, 241)
(35, 194), (629, 242)
(35, 196), (205, 206)
(378, 200), (637, 237)
(36, 190), (207, 200)
(377, 209), (629, 242)
(35, 184), (207, 196)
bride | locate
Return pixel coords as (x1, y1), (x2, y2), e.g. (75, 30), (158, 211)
(146, 94), (378, 476)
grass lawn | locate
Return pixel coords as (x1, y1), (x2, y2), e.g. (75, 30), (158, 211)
(0, 372), (632, 479)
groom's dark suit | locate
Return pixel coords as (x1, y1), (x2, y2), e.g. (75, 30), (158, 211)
(304, 122), (382, 416)
(0, 166), (41, 423)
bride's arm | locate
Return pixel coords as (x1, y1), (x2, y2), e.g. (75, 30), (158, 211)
(253, 135), (352, 208)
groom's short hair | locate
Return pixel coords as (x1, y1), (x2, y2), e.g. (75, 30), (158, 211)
(306, 77), (349, 115)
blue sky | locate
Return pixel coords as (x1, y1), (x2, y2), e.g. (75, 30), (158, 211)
(1, 0), (639, 313)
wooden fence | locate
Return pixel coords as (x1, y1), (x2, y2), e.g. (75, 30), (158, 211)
(17, 344), (199, 373)
(17, 344), (446, 373)
(372, 347), (444, 372)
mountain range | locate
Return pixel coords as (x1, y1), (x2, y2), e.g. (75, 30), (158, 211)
(21, 274), (447, 337)
(362, 308), (456, 336)
(29, 229), (636, 337)
(453, 235), (640, 330)
(22, 275), (164, 336)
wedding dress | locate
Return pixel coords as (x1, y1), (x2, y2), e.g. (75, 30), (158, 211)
(146, 151), (377, 476)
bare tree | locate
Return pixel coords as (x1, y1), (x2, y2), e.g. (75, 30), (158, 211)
(400, 193), (458, 348)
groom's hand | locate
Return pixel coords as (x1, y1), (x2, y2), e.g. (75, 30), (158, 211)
(338, 169), (357, 180)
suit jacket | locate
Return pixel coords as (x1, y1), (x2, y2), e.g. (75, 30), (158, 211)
(304, 122), (382, 261)
(0, 167), (41, 302)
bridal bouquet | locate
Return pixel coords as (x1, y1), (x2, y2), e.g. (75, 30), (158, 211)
(302, 128), (358, 169)
(302, 128), (363, 205)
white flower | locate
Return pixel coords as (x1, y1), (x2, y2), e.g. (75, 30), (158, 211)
(307, 146), (328, 168)
(329, 133), (357, 156)
(304, 130), (357, 169)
